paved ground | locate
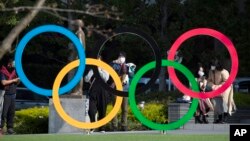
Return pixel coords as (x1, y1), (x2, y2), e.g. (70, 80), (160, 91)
(64, 124), (232, 135)
(85, 129), (228, 135)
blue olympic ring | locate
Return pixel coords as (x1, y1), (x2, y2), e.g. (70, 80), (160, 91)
(15, 25), (86, 96)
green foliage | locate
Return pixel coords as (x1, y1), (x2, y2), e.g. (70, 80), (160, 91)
(140, 102), (167, 123)
(10, 92), (250, 134)
(104, 92), (178, 130)
(234, 93), (250, 108)
(136, 91), (183, 104)
(14, 107), (49, 134)
(105, 102), (168, 131)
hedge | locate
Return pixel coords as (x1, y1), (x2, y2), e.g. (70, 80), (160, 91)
(14, 106), (49, 134)
(12, 92), (250, 133)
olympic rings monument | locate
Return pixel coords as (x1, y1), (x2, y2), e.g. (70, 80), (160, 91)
(14, 25), (239, 133)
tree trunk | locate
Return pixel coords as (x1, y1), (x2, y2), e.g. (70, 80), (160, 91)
(158, 0), (168, 92)
(0, 0), (46, 59)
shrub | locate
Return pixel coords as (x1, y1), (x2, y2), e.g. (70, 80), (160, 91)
(234, 93), (250, 108)
(14, 107), (49, 134)
(104, 99), (168, 131)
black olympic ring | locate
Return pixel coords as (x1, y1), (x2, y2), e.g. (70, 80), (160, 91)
(92, 26), (161, 97)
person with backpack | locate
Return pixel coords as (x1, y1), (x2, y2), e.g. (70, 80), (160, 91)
(110, 52), (129, 131)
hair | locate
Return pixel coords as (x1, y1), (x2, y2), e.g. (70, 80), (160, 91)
(210, 58), (224, 71)
(74, 19), (84, 28)
(1, 55), (13, 67)
(97, 55), (102, 60)
(198, 62), (204, 69)
(196, 62), (206, 78)
(119, 51), (126, 58)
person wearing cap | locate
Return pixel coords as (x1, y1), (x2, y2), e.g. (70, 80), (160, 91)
(111, 52), (129, 131)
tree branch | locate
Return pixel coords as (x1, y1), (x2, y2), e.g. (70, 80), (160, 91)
(0, 0), (46, 59)
(0, 5), (123, 21)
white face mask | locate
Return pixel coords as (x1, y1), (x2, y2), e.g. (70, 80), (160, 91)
(120, 57), (126, 64)
(198, 71), (204, 77)
(211, 66), (216, 70)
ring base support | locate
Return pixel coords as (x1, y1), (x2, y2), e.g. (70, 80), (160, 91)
(49, 96), (90, 133)
(168, 103), (215, 127)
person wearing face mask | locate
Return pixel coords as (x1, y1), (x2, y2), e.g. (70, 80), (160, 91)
(194, 64), (213, 124)
(0, 57), (20, 135)
(110, 52), (128, 131)
(207, 59), (236, 124)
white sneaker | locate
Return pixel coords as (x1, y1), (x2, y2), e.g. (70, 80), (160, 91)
(100, 131), (105, 133)
(90, 129), (94, 134)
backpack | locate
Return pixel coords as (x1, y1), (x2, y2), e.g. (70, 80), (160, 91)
(110, 62), (122, 75)
(126, 63), (136, 78)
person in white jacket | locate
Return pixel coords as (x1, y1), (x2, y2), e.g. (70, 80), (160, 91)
(207, 59), (236, 123)
(84, 56), (109, 132)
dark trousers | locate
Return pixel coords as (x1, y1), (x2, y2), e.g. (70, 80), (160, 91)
(88, 83), (108, 129)
(0, 94), (15, 129)
(111, 97), (128, 129)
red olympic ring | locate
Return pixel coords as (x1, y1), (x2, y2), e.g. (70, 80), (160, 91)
(167, 28), (238, 99)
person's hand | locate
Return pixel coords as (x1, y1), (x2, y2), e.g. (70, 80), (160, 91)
(212, 84), (219, 90)
(122, 82), (127, 86)
(201, 85), (205, 91)
(13, 78), (20, 83)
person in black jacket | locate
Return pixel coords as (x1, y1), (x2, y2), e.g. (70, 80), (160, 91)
(0, 57), (20, 134)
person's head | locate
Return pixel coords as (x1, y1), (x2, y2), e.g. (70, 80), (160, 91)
(97, 55), (102, 60)
(118, 51), (126, 64)
(72, 19), (84, 30)
(210, 59), (224, 71)
(197, 63), (205, 77)
(3, 57), (15, 71)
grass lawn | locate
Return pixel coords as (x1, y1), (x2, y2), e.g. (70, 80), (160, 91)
(0, 134), (228, 141)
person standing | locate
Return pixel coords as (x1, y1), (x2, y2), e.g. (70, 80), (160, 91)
(0, 58), (19, 134)
(207, 59), (236, 123)
(84, 56), (109, 133)
(0, 63), (5, 132)
(194, 63), (213, 124)
(111, 52), (128, 131)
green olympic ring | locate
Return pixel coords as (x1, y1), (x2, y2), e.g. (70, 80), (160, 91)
(129, 59), (199, 130)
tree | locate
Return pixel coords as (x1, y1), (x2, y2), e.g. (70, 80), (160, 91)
(0, 0), (46, 59)
(0, 0), (123, 94)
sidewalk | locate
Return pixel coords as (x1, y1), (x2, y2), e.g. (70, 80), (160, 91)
(84, 124), (230, 135)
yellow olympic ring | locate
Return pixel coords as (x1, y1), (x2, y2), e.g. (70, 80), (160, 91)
(52, 58), (123, 129)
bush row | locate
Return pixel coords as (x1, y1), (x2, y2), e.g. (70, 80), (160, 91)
(13, 92), (250, 133)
